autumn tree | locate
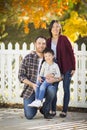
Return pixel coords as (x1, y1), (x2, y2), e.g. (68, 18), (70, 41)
(0, 0), (87, 42)
(0, 0), (79, 33)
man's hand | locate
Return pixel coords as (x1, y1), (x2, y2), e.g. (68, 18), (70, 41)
(46, 73), (54, 79)
(32, 83), (37, 91)
(38, 76), (43, 83)
(46, 77), (56, 83)
(23, 79), (37, 91)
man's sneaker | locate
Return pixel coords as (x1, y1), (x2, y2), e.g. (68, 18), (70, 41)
(28, 100), (42, 108)
(39, 107), (44, 115)
(44, 113), (53, 119)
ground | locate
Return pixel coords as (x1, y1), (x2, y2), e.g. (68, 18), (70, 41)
(0, 108), (87, 130)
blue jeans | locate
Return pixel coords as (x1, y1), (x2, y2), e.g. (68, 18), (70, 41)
(23, 84), (57, 119)
(62, 70), (72, 113)
(50, 58), (59, 112)
(51, 82), (59, 112)
(41, 84), (58, 115)
(23, 92), (37, 119)
(35, 77), (51, 100)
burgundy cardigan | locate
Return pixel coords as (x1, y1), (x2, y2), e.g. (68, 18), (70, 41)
(47, 35), (76, 74)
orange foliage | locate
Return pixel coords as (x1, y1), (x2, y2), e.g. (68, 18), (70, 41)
(24, 26), (29, 34)
(40, 22), (46, 29)
(12, 0), (78, 33)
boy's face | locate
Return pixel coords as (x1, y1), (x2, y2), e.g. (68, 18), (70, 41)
(44, 52), (54, 63)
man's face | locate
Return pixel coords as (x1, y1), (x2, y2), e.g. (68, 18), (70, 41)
(35, 37), (46, 53)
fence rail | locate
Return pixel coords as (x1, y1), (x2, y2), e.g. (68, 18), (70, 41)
(0, 42), (87, 108)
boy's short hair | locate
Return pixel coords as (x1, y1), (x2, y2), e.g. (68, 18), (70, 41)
(43, 48), (54, 55)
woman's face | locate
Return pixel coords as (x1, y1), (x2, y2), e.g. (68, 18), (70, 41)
(51, 22), (61, 37)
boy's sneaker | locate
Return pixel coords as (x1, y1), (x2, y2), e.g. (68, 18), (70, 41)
(28, 100), (42, 108)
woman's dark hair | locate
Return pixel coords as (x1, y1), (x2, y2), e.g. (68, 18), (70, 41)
(49, 20), (62, 37)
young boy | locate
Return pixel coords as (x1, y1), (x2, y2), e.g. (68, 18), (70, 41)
(28, 48), (62, 108)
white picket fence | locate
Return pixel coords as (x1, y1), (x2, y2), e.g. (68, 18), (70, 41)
(0, 42), (87, 108)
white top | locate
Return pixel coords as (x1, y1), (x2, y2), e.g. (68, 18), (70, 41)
(39, 61), (61, 78)
(51, 42), (57, 58)
(37, 58), (43, 81)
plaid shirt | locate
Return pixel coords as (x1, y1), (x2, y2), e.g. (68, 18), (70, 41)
(18, 52), (40, 98)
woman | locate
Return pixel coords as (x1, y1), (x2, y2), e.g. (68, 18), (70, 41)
(47, 20), (76, 117)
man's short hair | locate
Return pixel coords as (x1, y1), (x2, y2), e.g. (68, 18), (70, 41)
(35, 36), (47, 42)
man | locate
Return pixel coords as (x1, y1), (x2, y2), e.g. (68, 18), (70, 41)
(18, 36), (57, 119)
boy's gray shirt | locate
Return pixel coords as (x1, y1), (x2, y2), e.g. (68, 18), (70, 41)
(40, 61), (61, 78)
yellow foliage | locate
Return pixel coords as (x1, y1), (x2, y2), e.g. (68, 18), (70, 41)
(63, 11), (87, 42)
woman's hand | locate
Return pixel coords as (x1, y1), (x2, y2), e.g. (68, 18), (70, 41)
(71, 70), (75, 76)
(57, 77), (63, 81)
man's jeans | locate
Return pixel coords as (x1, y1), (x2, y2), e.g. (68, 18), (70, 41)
(23, 85), (57, 119)
(36, 77), (59, 112)
(62, 70), (72, 113)
(23, 92), (37, 119)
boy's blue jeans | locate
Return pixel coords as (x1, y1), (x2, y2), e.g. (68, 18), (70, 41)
(35, 77), (52, 100)
(23, 84), (58, 119)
